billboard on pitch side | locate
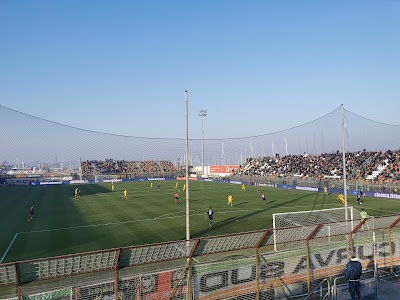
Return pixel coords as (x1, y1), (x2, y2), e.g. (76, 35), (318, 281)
(209, 165), (239, 174)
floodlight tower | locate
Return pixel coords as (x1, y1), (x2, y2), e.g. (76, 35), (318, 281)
(198, 110), (207, 176)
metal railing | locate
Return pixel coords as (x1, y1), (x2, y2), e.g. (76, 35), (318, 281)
(1, 216), (400, 299)
(304, 278), (331, 299)
(332, 270), (377, 300)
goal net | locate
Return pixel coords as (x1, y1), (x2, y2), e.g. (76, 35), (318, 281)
(94, 174), (119, 183)
(272, 207), (361, 251)
(273, 206), (360, 229)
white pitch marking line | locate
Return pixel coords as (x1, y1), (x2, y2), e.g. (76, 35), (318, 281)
(0, 233), (19, 264)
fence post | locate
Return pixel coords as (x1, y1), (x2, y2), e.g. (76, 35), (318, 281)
(188, 239), (200, 300)
(15, 263), (21, 300)
(306, 225), (321, 293)
(349, 219), (366, 254)
(388, 217), (400, 273)
(255, 230), (270, 300)
(306, 240), (311, 293)
(388, 227), (394, 273)
(188, 258), (193, 300)
(115, 248), (122, 300)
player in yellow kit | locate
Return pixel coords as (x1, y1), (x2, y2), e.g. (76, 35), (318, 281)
(123, 189), (128, 199)
(337, 193), (345, 204)
(228, 194), (233, 207)
(241, 184), (246, 192)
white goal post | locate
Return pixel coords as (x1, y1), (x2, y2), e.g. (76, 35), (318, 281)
(94, 174), (119, 183)
(272, 206), (361, 251)
(273, 207), (360, 229)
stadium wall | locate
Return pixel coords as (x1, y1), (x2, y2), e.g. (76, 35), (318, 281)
(1, 215), (400, 299)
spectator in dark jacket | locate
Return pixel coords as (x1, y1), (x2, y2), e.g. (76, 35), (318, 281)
(345, 254), (362, 300)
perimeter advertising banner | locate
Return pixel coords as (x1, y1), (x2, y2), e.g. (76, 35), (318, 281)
(209, 165), (239, 174)
(9, 288), (72, 300)
(75, 269), (187, 300)
(192, 240), (398, 299)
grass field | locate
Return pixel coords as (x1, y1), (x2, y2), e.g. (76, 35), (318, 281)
(1, 180), (399, 263)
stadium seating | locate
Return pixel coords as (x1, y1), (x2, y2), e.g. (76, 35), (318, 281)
(81, 160), (177, 177)
(235, 149), (400, 184)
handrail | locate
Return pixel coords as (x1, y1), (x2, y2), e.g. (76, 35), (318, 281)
(333, 269), (375, 287)
(332, 269), (376, 299)
(304, 278), (330, 300)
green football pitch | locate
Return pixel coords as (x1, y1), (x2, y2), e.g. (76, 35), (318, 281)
(0, 180), (398, 263)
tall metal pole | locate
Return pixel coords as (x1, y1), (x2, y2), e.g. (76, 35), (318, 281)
(341, 104), (348, 221)
(185, 91), (190, 243)
(198, 110), (207, 176)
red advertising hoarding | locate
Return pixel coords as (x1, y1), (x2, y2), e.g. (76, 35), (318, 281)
(209, 165), (239, 174)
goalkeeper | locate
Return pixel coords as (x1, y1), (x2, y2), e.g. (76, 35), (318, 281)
(337, 193), (345, 205)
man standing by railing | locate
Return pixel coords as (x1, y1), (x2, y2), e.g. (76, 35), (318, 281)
(345, 254), (362, 300)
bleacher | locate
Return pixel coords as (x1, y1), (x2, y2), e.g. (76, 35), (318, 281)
(81, 159), (178, 177)
(236, 149), (400, 184)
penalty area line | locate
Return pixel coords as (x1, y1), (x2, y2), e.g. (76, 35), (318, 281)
(0, 233), (19, 264)
(18, 213), (189, 235)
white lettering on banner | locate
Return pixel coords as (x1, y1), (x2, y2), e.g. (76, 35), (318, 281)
(374, 192), (400, 200)
(70, 180), (89, 184)
(103, 179), (122, 183)
(204, 179), (213, 182)
(229, 181), (242, 185)
(295, 186), (318, 192)
(148, 178), (166, 181)
(39, 181), (62, 185)
(259, 183), (275, 188)
(193, 240), (396, 297)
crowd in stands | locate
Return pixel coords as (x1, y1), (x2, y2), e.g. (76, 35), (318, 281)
(235, 149), (400, 184)
(80, 149), (400, 183)
(81, 159), (178, 177)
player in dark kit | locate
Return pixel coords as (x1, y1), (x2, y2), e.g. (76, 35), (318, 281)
(75, 188), (80, 200)
(356, 190), (364, 204)
(207, 207), (214, 226)
(261, 194), (267, 202)
(28, 205), (34, 221)
(174, 192), (179, 204)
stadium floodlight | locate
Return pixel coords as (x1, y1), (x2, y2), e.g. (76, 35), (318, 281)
(198, 110), (207, 176)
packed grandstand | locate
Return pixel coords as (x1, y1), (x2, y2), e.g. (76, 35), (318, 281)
(78, 149), (400, 184)
(80, 159), (177, 176)
(235, 149), (400, 184)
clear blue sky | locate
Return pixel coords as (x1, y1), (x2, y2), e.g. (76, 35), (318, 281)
(0, 0), (399, 139)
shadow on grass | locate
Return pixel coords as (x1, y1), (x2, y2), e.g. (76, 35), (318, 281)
(191, 192), (326, 239)
(2, 184), (112, 262)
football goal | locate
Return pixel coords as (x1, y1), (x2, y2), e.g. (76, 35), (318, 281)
(273, 206), (360, 229)
(272, 206), (360, 251)
(94, 174), (120, 183)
